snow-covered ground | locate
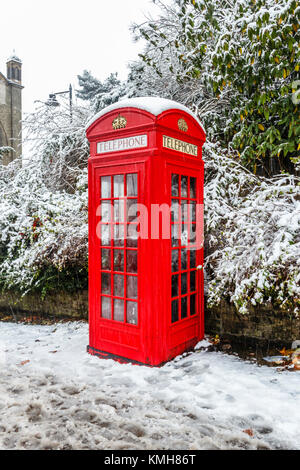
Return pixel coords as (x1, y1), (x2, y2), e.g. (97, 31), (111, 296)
(0, 321), (299, 450)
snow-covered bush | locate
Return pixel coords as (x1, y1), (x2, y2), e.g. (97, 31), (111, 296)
(0, 72), (299, 316)
(0, 79), (132, 296)
(204, 142), (300, 314)
(133, 0), (300, 174)
(0, 102), (90, 295)
(77, 71), (128, 113)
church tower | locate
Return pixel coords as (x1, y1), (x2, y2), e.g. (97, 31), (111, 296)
(0, 53), (23, 164)
(6, 55), (22, 85)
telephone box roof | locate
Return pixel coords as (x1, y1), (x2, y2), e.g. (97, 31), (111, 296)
(86, 96), (206, 134)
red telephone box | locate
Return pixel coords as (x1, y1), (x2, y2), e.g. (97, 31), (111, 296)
(86, 97), (205, 366)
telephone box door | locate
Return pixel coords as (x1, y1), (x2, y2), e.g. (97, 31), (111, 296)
(169, 166), (204, 355)
(89, 163), (146, 363)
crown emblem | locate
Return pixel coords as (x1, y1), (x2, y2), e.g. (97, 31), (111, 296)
(178, 118), (188, 132)
(112, 114), (127, 130)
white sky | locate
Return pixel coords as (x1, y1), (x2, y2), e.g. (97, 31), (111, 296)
(0, 0), (159, 114)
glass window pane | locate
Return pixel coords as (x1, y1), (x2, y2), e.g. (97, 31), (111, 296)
(172, 274), (179, 298)
(181, 225), (188, 246)
(171, 249), (179, 273)
(114, 200), (124, 222)
(113, 174), (124, 197)
(190, 249), (196, 268)
(190, 271), (196, 292)
(101, 249), (111, 270)
(181, 201), (188, 223)
(191, 202), (196, 222)
(101, 273), (111, 294)
(181, 248), (187, 270)
(101, 201), (111, 222)
(127, 224), (138, 248)
(113, 249), (124, 272)
(114, 274), (124, 297)
(171, 224), (179, 247)
(189, 224), (197, 245)
(190, 177), (196, 199)
(171, 299), (179, 323)
(181, 273), (187, 295)
(101, 225), (111, 246)
(190, 294), (197, 315)
(127, 250), (138, 273)
(171, 200), (180, 222)
(114, 299), (124, 322)
(101, 297), (111, 319)
(114, 225), (124, 246)
(181, 175), (188, 198)
(101, 176), (111, 198)
(171, 174), (179, 196)
(127, 276), (138, 299)
(181, 297), (188, 319)
(126, 301), (138, 325)
(127, 199), (138, 222)
(127, 173), (138, 196)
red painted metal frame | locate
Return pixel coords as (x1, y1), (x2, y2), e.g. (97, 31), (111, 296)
(86, 105), (205, 366)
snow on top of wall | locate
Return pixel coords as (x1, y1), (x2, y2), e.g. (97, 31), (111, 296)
(86, 97), (206, 133)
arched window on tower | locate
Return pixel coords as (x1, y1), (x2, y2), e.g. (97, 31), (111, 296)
(12, 68), (15, 80)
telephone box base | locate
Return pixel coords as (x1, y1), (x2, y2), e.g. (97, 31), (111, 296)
(87, 345), (152, 367)
(87, 339), (202, 367)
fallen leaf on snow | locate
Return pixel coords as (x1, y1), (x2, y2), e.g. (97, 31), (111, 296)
(18, 360), (30, 366)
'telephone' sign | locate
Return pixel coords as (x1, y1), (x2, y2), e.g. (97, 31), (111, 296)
(97, 135), (147, 154)
(163, 135), (198, 157)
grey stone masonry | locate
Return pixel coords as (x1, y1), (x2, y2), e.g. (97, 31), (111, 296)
(205, 298), (300, 347)
(0, 55), (23, 164)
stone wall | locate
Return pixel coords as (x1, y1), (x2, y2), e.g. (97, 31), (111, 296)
(0, 290), (299, 346)
(0, 290), (88, 321)
(205, 299), (300, 347)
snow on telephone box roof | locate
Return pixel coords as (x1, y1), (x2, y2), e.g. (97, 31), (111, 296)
(86, 96), (206, 134)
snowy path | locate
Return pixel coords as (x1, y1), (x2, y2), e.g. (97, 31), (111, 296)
(0, 322), (299, 450)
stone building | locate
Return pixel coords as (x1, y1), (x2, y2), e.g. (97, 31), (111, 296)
(0, 55), (23, 164)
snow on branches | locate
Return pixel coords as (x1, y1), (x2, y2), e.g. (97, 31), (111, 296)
(0, 69), (298, 315)
(133, 0), (300, 173)
(204, 142), (300, 314)
(0, 101), (90, 295)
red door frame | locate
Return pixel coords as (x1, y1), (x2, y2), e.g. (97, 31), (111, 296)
(89, 159), (149, 364)
(166, 161), (204, 359)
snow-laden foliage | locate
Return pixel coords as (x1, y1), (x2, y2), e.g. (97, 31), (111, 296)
(23, 101), (89, 192)
(76, 71), (128, 113)
(1, 99), (299, 314)
(0, 147), (14, 158)
(133, 0), (300, 174)
(0, 102), (90, 295)
(0, 64), (298, 314)
(204, 142), (300, 314)
(130, 1), (217, 116)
